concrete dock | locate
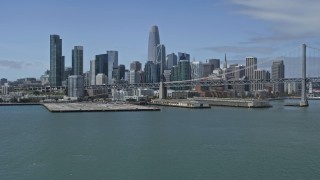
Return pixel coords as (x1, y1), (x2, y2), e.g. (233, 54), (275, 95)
(193, 98), (272, 108)
(0, 103), (41, 106)
(43, 102), (160, 112)
(151, 98), (271, 108)
(150, 99), (210, 108)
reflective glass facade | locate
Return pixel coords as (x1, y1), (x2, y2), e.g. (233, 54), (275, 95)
(72, 46), (83, 76)
(50, 35), (63, 87)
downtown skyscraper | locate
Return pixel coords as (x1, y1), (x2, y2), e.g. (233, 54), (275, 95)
(94, 54), (108, 77)
(107, 51), (118, 84)
(130, 61), (142, 71)
(49, 34), (64, 87)
(166, 53), (177, 70)
(245, 57), (257, 91)
(72, 46), (83, 76)
(89, 51), (118, 85)
(272, 60), (285, 95)
(148, 25), (160, 63)
(245, 57), (257, 80)
(156, 44), (166, 76)
(147, 25), (166, 83)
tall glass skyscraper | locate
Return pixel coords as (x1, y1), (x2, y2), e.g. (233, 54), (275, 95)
(167, 53), (177, 70)
(95, 54), (108, 77)
(72, 46), (83, 76)
(178, 60), (191, 81)
(118, 64), (126, 80)
(68, 75), (84, 98)
(170, 66), (179, 82)
(156, 44), (166, 75)
(272, 60), (285, 94)
(148, 26), (160, 63)
(144, 61), (158, 83)
(107, 51), (118, 84)
(50, 34), (63, 87)
(191, 61), (203, 80)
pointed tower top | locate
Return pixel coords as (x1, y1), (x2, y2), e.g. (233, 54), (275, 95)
(223, 53), (227, 69)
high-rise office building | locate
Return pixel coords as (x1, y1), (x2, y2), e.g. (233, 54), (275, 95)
(167, 53), (177, 70)
(148, 25), (160, 63)
(170, 66), (179, 81)
(178, 60), (191, 81)
(95, 54), (108, 76)
(83, 71), (90, 87)
(139, 71), (145, 83)
(208, 59), (220, 70)
(163, 70), (171, 82)
(144, 61), (158, 83)
(178, 52), (190, 61)
(191, 61), (203, 80)
(245, 57), (257, 80)
(129, 70), (140, 84)
(230, 65), (245, 79)
(111, 68), (119, 83)
(125, 70), (130, 81)
(90, 60), (96, 85)
(72, 46), (83, 75)
(130, 61), (142, 71)
(64, 67), (72, 81)
(50, 34), (63, 87)
(245, 57), (258, 91)
(107, 51), (118, 84)
(61, 56), (65, 83)
(202, 63), (214, 77)
(253, 69), (270, 91)
(68, 75), (84, 98)
(118, 64), (126, 80)
(156, 44), (166, 74)
(147, 25), (164, 82)
(272, 60), (285, 95)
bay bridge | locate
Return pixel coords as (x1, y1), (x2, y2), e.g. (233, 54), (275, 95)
(107, 44), (320, 107)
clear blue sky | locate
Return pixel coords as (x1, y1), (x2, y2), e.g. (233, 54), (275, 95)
(1, 0), (319, 80)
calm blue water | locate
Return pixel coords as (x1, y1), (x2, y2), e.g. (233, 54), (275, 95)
(1, 100), (320, 180)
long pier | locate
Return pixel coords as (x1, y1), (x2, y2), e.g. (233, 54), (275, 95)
(0, 103), (41, 106)
(193, 98), (272, 108)
(150, 98), (271, 108)
(42, 103), (160, 112)
(150, 99), (210, 108)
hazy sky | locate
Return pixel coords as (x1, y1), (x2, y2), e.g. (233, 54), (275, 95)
(1, 0), (320, 80)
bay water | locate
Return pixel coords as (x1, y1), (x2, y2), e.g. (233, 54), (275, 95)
(1, 100), (320, 179)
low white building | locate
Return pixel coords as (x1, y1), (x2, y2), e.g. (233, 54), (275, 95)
(96, 73), (107, 85)
(112, 88), (149, 102)
(285, 82), (300, 95)
(133, 88), (154, 97)
(1, 83), (11, 95)
(112, 89), (130, 101)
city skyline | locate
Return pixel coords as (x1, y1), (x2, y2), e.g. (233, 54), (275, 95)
(1, 0), (320, 80)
